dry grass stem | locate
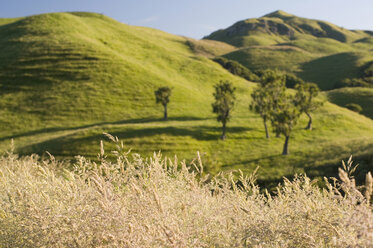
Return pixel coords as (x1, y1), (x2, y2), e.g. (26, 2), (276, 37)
(0, 142), (372, 247)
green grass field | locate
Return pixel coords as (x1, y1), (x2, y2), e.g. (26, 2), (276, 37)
(1, 12), (373, 184)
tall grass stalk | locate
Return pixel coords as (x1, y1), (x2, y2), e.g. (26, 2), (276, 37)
(0, 139), (372, 247)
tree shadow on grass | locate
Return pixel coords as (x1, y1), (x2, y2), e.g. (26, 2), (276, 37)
(107, 126), (254, 141)
(227, 154), (283, 168)
(17, 125), (254, 155)
(298, 53), (360, 90)
(225, 149), (345, 190)
(0, 116), (211, 142)
(253, 150), (373, 190)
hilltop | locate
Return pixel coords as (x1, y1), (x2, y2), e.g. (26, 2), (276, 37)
(205, 10), (371, 46)
(0, 12), (373, 183)
(204, 10), (373, 90)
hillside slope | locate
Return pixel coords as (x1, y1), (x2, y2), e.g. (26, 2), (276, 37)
(204, 10), (373, 90)
(326, 87), (373, 118)
(0, 12), (249, 137)
(1, 12), (373, 183)
(204, 10), (370, 47)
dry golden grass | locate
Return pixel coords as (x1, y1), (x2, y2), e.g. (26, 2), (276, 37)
(0, 137), (372, 247)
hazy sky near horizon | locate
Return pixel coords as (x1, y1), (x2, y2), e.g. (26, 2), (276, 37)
(1, 0), (373, 39)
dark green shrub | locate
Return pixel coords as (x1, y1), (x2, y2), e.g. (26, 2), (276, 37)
(334, 78), (370, 89)
(364, 77), (373, 85)
(285, 73), (304, 88)
(212, 80), (236, 140)
(155, 86), (172, 120)
(334, 62), (373, 89)
(255, 69), (305, 89)
(213, 57), (260, 82)
(363, 62), (373, 77)
(345, 103), (363, 113)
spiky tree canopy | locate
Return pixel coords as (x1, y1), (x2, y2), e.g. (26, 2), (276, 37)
(271, 97), (301, 155)
(271, 99), (301, 137)
(294, 82), (322, 130)
(260, 70), (286, 110)
(212, 81), (236, 123)
(155, 86), (172, 106)
(250, 87), (272, 119)
(294, 82), (321, 113)
(212, 81), (236, 140)
(260, 69), (286, 87)
(250, 70), (287, 138)
(251, 70), (286, 115)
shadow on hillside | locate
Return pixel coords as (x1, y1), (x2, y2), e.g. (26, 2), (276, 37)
(227, 154), (283, 167)
(298, 53), (360, 90)
(254, 153), (373, 190)
(19, 125), (254, 151)
(107, 126), (254, 141)
(17, 124), (255, 157)
(18, 136), (373, 191)
(1, 116), (210, 142)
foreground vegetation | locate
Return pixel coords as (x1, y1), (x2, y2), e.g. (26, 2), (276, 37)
(0, 140), (372, 247)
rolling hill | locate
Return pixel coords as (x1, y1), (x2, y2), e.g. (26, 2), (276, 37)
(205, 10), (370, 46)
(1, 12), (373, 184)
(326, 87), (373, 119)
(0, 12), (245, 137)
(204, 10), (373, 90)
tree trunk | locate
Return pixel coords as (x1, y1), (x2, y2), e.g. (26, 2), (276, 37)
(263, 119), (270, 139)
(163, 104), (168, 120)
(305, 112), (312, 130)
(221, 121), (226, 140)
(282, 135), (290, 155)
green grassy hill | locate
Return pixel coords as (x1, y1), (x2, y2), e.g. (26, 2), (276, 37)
(204, 10), (373, 90)
(224, 45), (316, 72)
(1, 12), (373, 184)
(0, 12), (246, 136)
(204, 10), (369, 47)
(299, 52), (373, 90)
(326, 87), (373, 119)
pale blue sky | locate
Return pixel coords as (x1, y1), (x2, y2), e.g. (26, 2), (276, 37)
(1, 0), (372, 38)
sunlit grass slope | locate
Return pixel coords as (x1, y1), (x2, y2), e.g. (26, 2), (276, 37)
(204, 10), (373, 90)
(1, 12), (373, 183)
(17, 99), (373, 182)
(0, 12), (248, 136)
(224, 46), (316, 72)
(185, 38), (237, 58)
(223, 47), (373, 90)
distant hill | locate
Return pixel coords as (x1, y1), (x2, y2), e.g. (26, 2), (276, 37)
(204, 10), (373, 90)
(1, 12), (373, 183)
(204, 10), (371, 46)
